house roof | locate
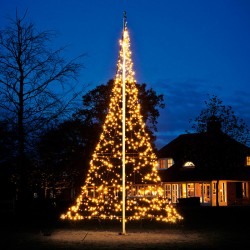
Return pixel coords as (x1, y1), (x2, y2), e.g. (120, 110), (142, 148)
(157, 125), (250, 182)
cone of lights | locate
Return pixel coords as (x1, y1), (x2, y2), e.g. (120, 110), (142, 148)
(61, 15), (183, 223)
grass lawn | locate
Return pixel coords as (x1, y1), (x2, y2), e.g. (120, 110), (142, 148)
(1, 205), (250, 249)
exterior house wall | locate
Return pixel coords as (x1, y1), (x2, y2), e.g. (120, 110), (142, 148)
(248, 182), (250, 201)
(219, 181), (250, 206)
(246, 182), (250, 205)
(227, 182), (236, 205)
(161, 181), (231, 207)
(129, 181), (250, 207)
(162, 182), (211, 206)
(156, 121), (250, 208)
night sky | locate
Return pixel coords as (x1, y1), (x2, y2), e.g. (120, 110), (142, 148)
(1, 0), (250, 149)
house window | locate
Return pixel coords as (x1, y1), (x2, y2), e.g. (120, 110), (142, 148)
(203, 184), (211, 203)
(158, 158), (174, 169)
(171, 184), (178, 203)
(236, 182), (248, 198)
(180, 183), (187, 198)
(220, 182), (226, 203)
(212, 182), (216, 195)
(242, 182), (248, 198)
(167, 158), (174, 168)
(159, 159), (166, 169)
(187, 183), (195, 197)
(246, 156), (250, 166)
(164, 184), (171, 200)
(183, 161), (195, 168)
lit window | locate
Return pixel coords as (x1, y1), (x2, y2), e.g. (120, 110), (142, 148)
(158, 159), (166, 169)
(167, 158), (174, 168)
(183, 161), (195, 168)
(246, 156), (250, 166)
(157, 158), (174, 169)
(242, 182), (248, 198)
(187, 183), (194, 197)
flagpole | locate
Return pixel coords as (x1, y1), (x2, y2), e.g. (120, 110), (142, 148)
(121, 10), (127, 235)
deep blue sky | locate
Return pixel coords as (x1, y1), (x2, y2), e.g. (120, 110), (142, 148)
(1, 0), (250, 149)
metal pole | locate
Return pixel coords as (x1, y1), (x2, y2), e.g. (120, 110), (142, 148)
(121, 11), (127, 235)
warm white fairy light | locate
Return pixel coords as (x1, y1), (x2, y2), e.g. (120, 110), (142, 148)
(60, 18), (183, 223)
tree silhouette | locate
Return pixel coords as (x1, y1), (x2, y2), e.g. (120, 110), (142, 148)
(0, 11), (84, 200)
(73, 79), (165, 151)
(188, 94), (249, 146)
(34, 120), (88, 200)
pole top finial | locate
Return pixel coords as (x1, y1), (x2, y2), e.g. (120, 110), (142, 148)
(123, 11), (127, 30)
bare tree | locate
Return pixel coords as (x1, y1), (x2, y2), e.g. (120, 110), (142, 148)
(0, 11), (84, 200)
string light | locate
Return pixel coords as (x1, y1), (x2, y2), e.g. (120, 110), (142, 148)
(60, 19), (183, 223)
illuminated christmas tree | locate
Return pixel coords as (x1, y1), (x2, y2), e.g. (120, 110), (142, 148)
(61, 13), (183, 224)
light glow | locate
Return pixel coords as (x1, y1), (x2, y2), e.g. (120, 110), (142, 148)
(61, 19), (183, 223)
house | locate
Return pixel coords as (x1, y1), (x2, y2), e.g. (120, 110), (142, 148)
(156, 116), (250, 206)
